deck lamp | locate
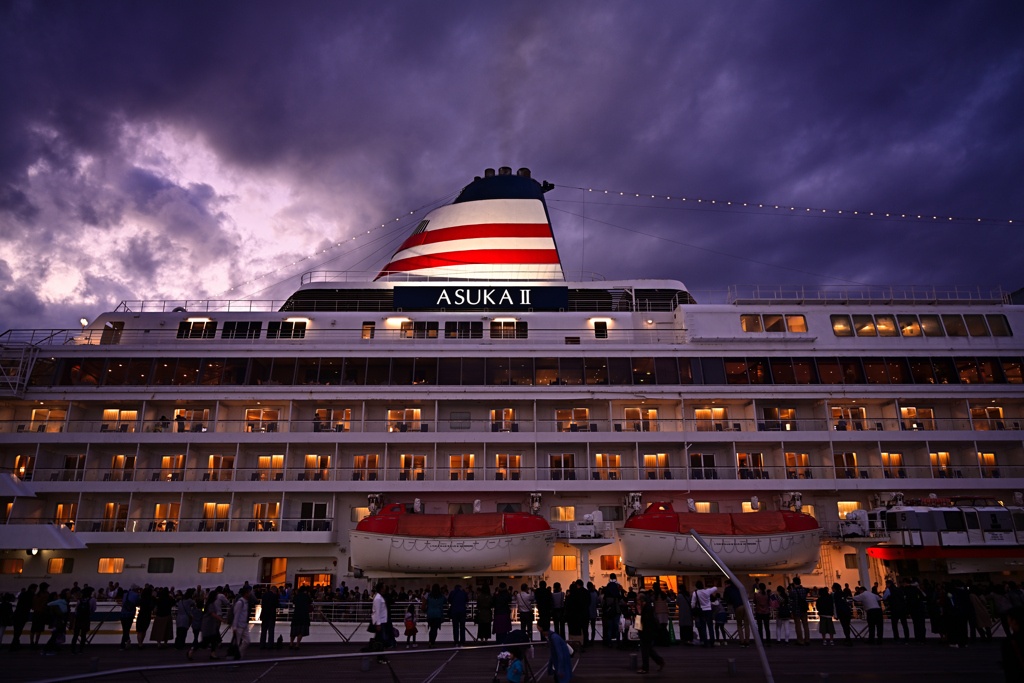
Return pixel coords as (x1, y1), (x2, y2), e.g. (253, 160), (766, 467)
(79, 318), (88, 330)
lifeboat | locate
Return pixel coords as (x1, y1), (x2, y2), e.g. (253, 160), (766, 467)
(616, 503), (821, 575)
(350, 504), (558, 577)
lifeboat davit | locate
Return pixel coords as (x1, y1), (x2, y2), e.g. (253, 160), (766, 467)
(617, 503), (821, 575)
(350, 504), (558, 577)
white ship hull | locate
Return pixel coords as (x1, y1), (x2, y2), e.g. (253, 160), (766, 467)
(350, 529), (558, 577)
(617, 527), (821, 575)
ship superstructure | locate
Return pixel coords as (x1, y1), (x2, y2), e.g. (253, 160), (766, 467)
(1, 168), (1023, 594)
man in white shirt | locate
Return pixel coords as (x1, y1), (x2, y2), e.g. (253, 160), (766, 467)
(372, 583), (389, 648)
(515, 584), (536, 641)
(690, 581), (719, 648)
(231, 586), (252, 660)
(852, 587), (883, 643)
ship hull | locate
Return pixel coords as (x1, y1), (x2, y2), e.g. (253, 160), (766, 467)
(617, 527), (821, 575)
(350, 529), (558, 577)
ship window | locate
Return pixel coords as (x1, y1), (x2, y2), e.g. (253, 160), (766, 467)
(270, 358), (297, 385)
(402, 321), (439, 339)
(272, 321), (306, 339)
(957, 359), (981, 383)
(497, 502), (522, 513)
(815, 358), (843, 384)
(963, 315), (989, 337)
(550, 506), (575, 522)
(461, 357), (484, 385)
(560, 358), (585, 385)
(837, 501), (862, 519)
(177, 320), (217, 339)
(693, 409), (727, 432)
(222, 321), (262, 339)
(631, 358), (655, 385)
(28, 357), (59, 387)
(445, 321), (482, 339)
(556, 409), (589, 432)
(885, 358), (911, 383)
(786, 315), (808, 332)
(863, 358), (889, 384)
(677, 358), (694, 384)
(694, 502), (719, 513)
(987, 314), (1012, 337)
(490, 321), (527, 339)
(844, 554), (858, 569)
(762, 314), (785, 332)
(296, 358), (320, 385)
(495, 455), (522, 481)
(362, 322), (375, 339)
(148, 558), (174, 574)
(594, 321), (608, 339)
(448, 454), (475, 481)
(942, 511), (966, 532)
(172, 358), (199, 385)
(449, 503), (474, 514)
(599, 506), (624, 522)
(932, 357), (960, 384)
(978, 452), (998, 478)
(840, 358), (865, 383)
(625, 408), (658, 432)
(654, 357), (679, 385)
(351, 455), (377, 481)
(316, 358), (342, 385)
(594, 453), (621, 480)
(608, 357), (633, 385)
(365, 358), (390, 385)
(0, 559), (23, 574)
(833, 453), (859, 477)
(491, 408), (517, 431)
(438, 358), (461, 385)
(600, 555), (623, 570)
(98, 558), (124, 574)
(977, 357), (1004, 383)
(549, 454), (577, 480)
(47, 558), (74, 574)
(740, 314), (763, 332)
(742, 501), (766, 512)
(413, 358), (437, 385)
(585, 358), (608, 385)
(874, 315), (899, 337)
(103, 359), (131, 385)
(746, 358), (771, 384)
(551, 555), (577, 572)
(791, 358), (817, 384)
(1002, 358), (1023, 383)
(390, 358), (413, 385)
(919, 315), (944, 337)
(343, 358), (367, 385)
(941, 315), (968, 337)
(830, 315), (854, 337)
(510, 358), (534, 385)
(898, 315), (921, 336)
(351, 507), (370, 522)
(724, 358), (748, 384)
(388, 409), (421, 432)
(198, 557), (224, 573)
(766, 358), (794, 384)
(485, 358), (509, 385)
(852, 315), (876, 337)
(535, 357), (559, 385)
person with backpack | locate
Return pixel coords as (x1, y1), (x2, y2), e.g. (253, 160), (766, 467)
(774, 586), (791, 644)
(789, 578), (810, 646)
(601, 576), (623, 647)
(71, 587), (96, 653)
(43, 589), (70, 655)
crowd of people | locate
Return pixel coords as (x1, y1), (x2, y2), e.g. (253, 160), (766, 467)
(3, 574), (1024, 677)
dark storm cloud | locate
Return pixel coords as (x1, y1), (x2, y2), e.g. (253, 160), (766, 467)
(1, 1), (1024, 329)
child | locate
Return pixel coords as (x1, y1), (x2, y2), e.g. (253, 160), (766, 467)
(507, 648), (525, 683)
(404, 604), (418, 648)
(711, 596), (728, 646)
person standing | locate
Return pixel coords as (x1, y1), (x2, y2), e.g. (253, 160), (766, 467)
(774, 586), (791, 645)
(753, 583), (772, 646)
(371, 583), (390, 652)
(448, 584), (468, 646)
(493, 583), (513, 641)
(476, 585), (494, 642)
(175, 590), (195, 650)
(637, 593), (665, 674)
(119, 585), (140, 650)
(43, 589), (70, 655)
(852, 587), (884, 644)
(9, 584), (36, 651)
(969, 586), (993, 641)
(690, 581), (718, 648)
(188, 591), (228, 660)
(652, 584), (670, 647)
(601, 575), (624, 647)
(534, 581), (553, 641)
(289, 585), (312, 649)
(189, 590), (205, 648)
(831, 584), (853, 646)
(515, 584), (535, 641)
(552, 583), (566, 640)
(789, 578), (810, 646)
(135, 585), (154, 649)
(259, 585), (279, 649)
(723, 579), (750, 647)
(817, 587), (835, 645)
(425, 584), (445, 648)
(587, 582), (599, 645)
(230, 586), (252, 660)
(903, 578), (928, 643)
(150, 588), (175, 648)
(882, 579), (909, 643)
(30, 582), (51, 648)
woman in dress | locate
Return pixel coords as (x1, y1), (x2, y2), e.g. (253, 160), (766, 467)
(493, 582), (513, 640)
(150, 588), (175, 648)
(475, 585), (493, 642)
(135, 585), (154, 649)
(289, 586), (312, 649)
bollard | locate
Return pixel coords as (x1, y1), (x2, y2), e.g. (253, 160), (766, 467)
(89, 657), (99, 673)
(727, 658), (737, 677)
(361, 656), (371, 671)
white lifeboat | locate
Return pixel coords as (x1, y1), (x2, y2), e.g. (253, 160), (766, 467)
(616, 502), (821, 575)
(350, 504), (558, 578)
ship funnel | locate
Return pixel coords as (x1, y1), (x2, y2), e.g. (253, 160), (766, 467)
(484, 168), (496, 177)
(498, 166), (512, 175)
(516, 168), (531, 178)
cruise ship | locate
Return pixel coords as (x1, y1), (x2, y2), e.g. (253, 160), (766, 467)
(2, 166), (1024, 598)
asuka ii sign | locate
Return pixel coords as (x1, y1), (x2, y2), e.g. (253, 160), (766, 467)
(392, 285), (569, 311)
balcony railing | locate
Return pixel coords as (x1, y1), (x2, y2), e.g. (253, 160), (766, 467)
(14, 517), (334, 533)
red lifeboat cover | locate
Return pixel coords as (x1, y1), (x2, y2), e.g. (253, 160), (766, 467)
(677, 513), (735, 535)
(624, 503), (819, 536)
(356, 508), (550, 537)
(731, 512), (787, 535)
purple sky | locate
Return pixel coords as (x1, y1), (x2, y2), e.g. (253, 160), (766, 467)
(2, 2), (1024, 330)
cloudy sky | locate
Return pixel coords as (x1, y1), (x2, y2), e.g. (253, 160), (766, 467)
(2, 1), (1023, 330)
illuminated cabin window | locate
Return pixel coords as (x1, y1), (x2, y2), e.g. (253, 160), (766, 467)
(361, 322), (375, 339)
(837, 501), (862, 519)
(643, 453), (669, 480)
(594, 453), (621, 481)
(742, 314), (806, 333)
(898, 315), (921, 336)
(800, 505), (816, 518)
(495, 454), (521, 480)
(251, 503), (280, 531)
(785, 452), (810, 480)
(401, 321), (439, 339)
(881, 452), (904, 478)
(919, 315), (944, 337)
(786, 315), (808, 332)
(54, 502), (77, 528)
(600, 555), (622, 571)
(978, 452), (999, 478)
(550, 506), (575, 522)
(388, 408), (421, 432)
(491, 408), (516, 431)
(971, 406), (1004, 430)
(874, 315), (899, 336)
(1, 559), (24, 574)
(351, 507), (370, 523)
(740, 315), (763, 332)
(552, 555), (577, 572)
(47, 558), (74, 574)
(693, 407), (727, 431)
(98, 558), (124, 574)
(901, 407), (935, 430)
(742, 502), (766, 513)
(930, 451), (951, 476)
(199, 557), (225, 573)
(352, 455), (379, 482)
(833, 452), (859, 478)
(556, 408), (589, 432)
(449, 454), (475, 481)
(694, 502), (719, 514)
(852, 315), (876, 337)
(625, 407), (658, 432)
(830, 315), (853, 337)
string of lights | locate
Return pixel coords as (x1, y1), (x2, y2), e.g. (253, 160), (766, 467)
(211, 188), (461, 298)
(554, 183), (1022, 226)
